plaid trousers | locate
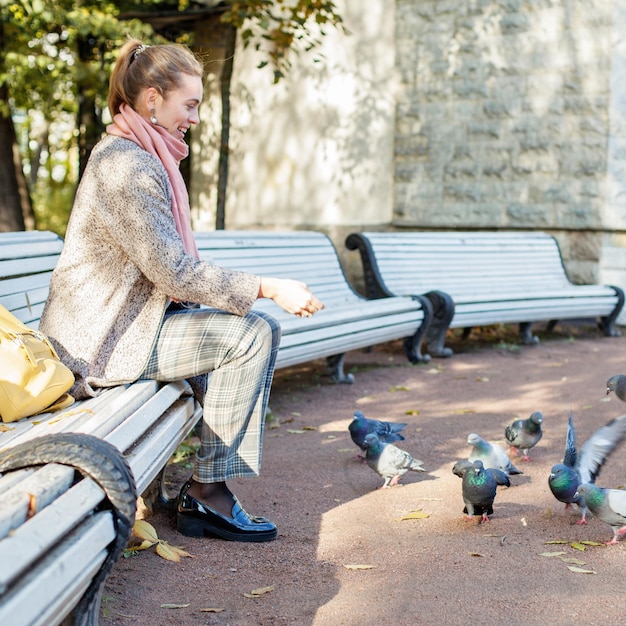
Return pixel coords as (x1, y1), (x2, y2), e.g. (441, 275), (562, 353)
(141, 306), (281, 482)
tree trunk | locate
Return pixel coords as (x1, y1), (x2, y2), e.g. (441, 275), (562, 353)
(215, 25), (237, 230)
(77, 36), (104, 177)
(0, 21), (33, 232)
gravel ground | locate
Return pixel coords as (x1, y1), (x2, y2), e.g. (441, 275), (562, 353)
(101, 323), (626, 626)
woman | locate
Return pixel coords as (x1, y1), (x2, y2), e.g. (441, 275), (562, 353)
(40, 39), (323, 543)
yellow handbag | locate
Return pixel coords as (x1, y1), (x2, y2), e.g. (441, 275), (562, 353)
(0, 304), (75, 423)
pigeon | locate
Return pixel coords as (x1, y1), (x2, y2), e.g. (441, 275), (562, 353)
(452, 459), (510, 523)
(504, 411), (543, 461)
(361, 432), (425, 488)
(606, 374), (626, 401)
(575, 483), (626, 545)
(467, 433), (523, 476)
(548, 412), (626, 524)
(349, 410), (408, 453)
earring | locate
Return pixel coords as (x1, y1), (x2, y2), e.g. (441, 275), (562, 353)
(150, 109), (158, 125)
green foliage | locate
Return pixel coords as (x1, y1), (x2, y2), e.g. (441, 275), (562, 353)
(2, 0), (346, 230)
(221, 0), (346, 83)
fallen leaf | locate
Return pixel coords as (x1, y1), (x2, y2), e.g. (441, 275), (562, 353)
(337, 448), (354, 452)
(582, 404), (593, 410)
(200, 608), (225, 613)
(291, 412), (301, 416)
(468, 552), (483, 557)
(476, 377), (489, 382)
(133, 519), (160, 543)
(398, 510), (430, 521)
(134, 539), (156, 551)
(567, 565), (596, 574)
(544, 540), (569, 545)
(579, 540), (604, 546)
(160, 603), (190, 609)
(343, 564), (376, 570)
(0, 424), (14, 432)
(156, 542), (194, 562)
(570, 542), (587, 552)
(389, 385), (409, 392)
(286, 429), (307, 434)
(302, 426), (317, 431)
(249, 585), (275, 596)
(26, 493), (37, 519)
(426, 368), (441, 375)
(405, 409), (420, 416)
(166, 544), (195, 558)
(156, 542), (182, 562)
(560, 557), (586, 565)
(539, 551), (566, 557)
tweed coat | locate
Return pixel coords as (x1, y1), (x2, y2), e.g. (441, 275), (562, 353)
(40, 135), (260, 399)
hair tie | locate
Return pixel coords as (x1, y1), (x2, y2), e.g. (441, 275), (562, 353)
(133, 44), (148, 59)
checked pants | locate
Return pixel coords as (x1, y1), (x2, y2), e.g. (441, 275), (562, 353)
(141, 306), (281, 483)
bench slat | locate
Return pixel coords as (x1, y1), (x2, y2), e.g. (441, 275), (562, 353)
(0, 478), (105, 591)
(0, 513), (113, 626)
(0, 464), (76, 540)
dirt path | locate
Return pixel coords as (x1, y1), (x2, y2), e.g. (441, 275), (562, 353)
(101, 325), (626, 625)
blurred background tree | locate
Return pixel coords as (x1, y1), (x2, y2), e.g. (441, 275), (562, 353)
(0, 0), (344, 235)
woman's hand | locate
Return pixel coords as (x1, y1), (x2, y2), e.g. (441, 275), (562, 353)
(259, 277), (324, 317)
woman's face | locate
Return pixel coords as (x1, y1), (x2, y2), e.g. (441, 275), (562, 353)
(152, 73), (203, 141)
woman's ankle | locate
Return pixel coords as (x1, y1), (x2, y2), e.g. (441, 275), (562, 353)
(186, 479), (235, 518)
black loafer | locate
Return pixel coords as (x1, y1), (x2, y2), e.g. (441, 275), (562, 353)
(176, 482), (277, 542)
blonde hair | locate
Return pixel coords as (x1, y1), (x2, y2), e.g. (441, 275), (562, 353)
(108, 39), (203, 116)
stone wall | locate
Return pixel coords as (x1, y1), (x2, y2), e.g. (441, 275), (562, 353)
(393, 0), (626, 322)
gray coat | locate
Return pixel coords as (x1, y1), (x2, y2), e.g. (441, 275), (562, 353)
(40, 135), (260, 399)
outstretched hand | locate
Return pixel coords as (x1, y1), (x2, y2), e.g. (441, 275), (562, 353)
(259, 277), (324, 317)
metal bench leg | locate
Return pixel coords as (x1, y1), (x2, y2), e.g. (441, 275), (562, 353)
(402, 294), (432, 363)
(424, 290), (454, 358)
(599, 285), (624, 337)
(519, 322), (539, 345)
(327, 354), (355, 384)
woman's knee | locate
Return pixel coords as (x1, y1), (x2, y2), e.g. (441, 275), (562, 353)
(247, 310), (281, 345)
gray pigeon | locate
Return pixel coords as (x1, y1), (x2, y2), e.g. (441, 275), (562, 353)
(504, 411), (543, 461)
(548, 412), (626, 524)
(575, 483), (626, 545)
(452, 459), (510, 523)
(349, 410), (407, 452)
(467, 433), (523, 476)
(606, 374), (626, 401)
(361, 432), (425, 488)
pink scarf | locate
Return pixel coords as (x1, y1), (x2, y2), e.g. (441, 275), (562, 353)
(106, 104), (199, 259)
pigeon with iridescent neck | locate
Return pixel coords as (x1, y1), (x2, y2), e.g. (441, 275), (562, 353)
(575, 483), (626, 545)
(548, 412), (626, 524)
(505, 411), (543, 461)
(349, 410), (407, 456)
(452, 459), (510, 523)
(467, 433), (523, 476)
(362, 433), (425, 489)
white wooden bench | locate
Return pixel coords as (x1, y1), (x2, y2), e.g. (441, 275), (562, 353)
(0, 231), (202, 626)
(346, 231), (625, 357)
(194, 230), (433, 381)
